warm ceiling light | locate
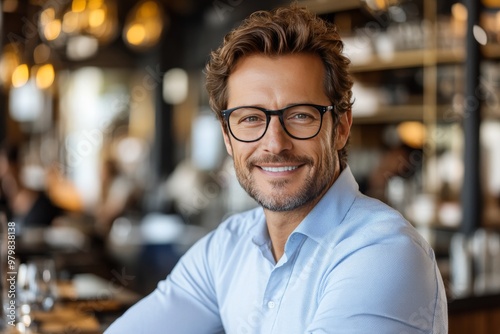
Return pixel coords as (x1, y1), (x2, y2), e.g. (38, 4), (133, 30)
(451, 3), (467, 21)
(40, 8), (56, 25)
(72, 0), (87, 13)
(89, 1), (119, 44)
(12, 64), (30, 88)
(125, 23), (147, 45)
(374, 0), (388, 10)
(88, 0), (104, 9)
(137, 1), (160, 17)
(35, 64), (55, 89)
(363, 0), (388, 11)
(61, 0), (118, 45)
(0, 45), (20, 87)
(62, 10), (80, 33)
(89, 8), (106, 27)
(397, 121), (426, 149)
(123, 0), (166, 51)
(44, 20), (62, 41)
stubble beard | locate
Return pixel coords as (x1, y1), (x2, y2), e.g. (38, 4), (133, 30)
(234, 152), (336, 212)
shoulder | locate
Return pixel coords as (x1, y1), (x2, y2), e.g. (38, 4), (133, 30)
(319, 193), (437, 282)
(186, 206), (264, 260)
(317, 195), (447, 331)
(168, 206), (264, 286)
(216, 206), (264, 235)
(345, 193), (432, 254)
(211, 206), (264, 243)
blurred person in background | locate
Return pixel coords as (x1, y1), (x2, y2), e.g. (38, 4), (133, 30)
(0, 143), (17, 222)
(94, 157), (139, 236)
(106, 4), (447, 333)
(0, 142), (63, 231)
(93, 128), (148, 237)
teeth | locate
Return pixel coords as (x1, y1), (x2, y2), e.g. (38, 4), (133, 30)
(261, 166), (298, 172)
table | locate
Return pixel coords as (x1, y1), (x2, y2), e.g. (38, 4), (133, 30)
(6, 274), (142, 334)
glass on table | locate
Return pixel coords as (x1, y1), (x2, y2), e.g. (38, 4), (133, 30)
(16, 257), (57, 331)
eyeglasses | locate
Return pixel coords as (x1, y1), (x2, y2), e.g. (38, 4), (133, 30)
(221, 103), (334, 142)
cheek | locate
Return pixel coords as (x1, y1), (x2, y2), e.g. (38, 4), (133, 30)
(229, 142), (257, 164)
(321, 140), (336, 166)
(320, 123), (336, 155)
(306, 134), (336, 169)
(320, 130), (338, 167)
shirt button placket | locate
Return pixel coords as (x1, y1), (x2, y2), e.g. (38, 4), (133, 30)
(267, 301), (276, 309)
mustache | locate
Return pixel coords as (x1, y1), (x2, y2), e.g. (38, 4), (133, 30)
(247, 152), (313, 167)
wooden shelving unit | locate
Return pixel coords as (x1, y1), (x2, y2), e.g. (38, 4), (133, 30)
(482, 43), (500, 59)
(298, 0), (362, 14)
(307, 0), (471, 231)
(349, 48), (465, 73)
(352, 104), (455, 124)
(353, 105), (423, 124)
(305, 2), (500, 331)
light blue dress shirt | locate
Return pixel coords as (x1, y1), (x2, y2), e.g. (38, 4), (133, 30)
(105, 166), (448, 333)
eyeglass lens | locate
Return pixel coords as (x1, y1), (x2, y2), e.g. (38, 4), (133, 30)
(227, 105), (323, 142)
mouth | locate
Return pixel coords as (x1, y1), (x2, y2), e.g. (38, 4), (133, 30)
(249, 153), (312, 176)
(260, 166), (299, 173)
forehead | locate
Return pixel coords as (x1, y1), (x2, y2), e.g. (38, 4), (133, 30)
(227, 53), (327, 108)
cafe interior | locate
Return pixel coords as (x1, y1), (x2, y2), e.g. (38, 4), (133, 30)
(0, 0), (500, 332)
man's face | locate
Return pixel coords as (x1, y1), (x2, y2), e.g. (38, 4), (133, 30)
(223, 53), (351, 212)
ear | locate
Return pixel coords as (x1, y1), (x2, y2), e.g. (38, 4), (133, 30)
(221, 124), (233, 157)
(334, 109), (352, 150)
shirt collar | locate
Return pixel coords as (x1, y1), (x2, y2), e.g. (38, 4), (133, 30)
(293, 165), (358, 245)
(250, 165), (358, 247)
(250, 208), (269, 247)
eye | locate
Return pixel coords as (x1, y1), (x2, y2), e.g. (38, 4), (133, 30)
(291, 113), (313, 120)
(240, 115), (263, 123)
(286, 106), (319, 123)
(230, 108), (267, 126)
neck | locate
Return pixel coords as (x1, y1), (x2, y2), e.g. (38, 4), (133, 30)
(264, 209), (307, 262)
(264, 176), (332, 262)
(264, 160), (344, 262)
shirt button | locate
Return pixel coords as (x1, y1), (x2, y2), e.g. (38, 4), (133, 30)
(267, 301), (276, 309)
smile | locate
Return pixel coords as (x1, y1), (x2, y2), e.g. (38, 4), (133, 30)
(260, 166), (298, 172)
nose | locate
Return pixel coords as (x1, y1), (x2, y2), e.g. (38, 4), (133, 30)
(260, 116), (293, 154)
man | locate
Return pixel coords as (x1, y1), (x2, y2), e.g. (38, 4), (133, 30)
(106, 5), (447, 333)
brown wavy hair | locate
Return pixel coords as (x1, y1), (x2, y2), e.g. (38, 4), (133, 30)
(205, 4), (353, 164)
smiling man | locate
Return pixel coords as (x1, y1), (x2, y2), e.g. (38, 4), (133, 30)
(221, 52), (350, 261)
(106, 5), (447, 334)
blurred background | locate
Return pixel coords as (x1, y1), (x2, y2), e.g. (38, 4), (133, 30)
(0, 0), (500, 332)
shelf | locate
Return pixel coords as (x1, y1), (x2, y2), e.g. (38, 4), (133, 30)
(299, 0), (362, 14)
(483, 44), (500, 59)
(353, 105), (423, 124)
(484, 106), (500, 119)
(352, 104), (458, 124)
(349, 49), (465, 73)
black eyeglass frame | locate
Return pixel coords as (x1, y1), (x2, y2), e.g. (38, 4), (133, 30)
(221, 103), (335, 143)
